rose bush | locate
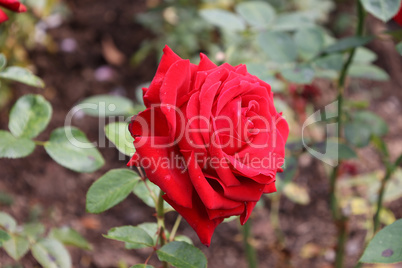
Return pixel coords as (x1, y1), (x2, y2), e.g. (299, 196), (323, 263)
(0, 0), (26, 23)
(128, 46), (289, 246)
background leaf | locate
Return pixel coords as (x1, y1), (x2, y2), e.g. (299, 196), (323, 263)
(0, 54), (6, 71)
(105, 122), (135, 156)
(0, 229), (11, 247)
(360, 0), (402, 22)
(397, 42), (402, 55)
(79, 95), (135, 117)
(8, 94), (52, 139)
(281, 65), (315, 84)
(0, 131), (36, 159)
(44, 127), (104, 173)
(344, 121), (372, 148)
(157, 241), (207, 268)
(323, 36), (374, 53)
(0, 212), (17, 232)
(86, 169), (140, 213)
(0, 67), (44, 88)
(257, 31), (297, 63)
(235, 1), (275, 28)
(31, 238), (72, 268)
(294, 27), (325, 60)
(199, 9), (246, 31)
(349, 64), (389, 81)
(49, 227), (92, 250)
(360, 219), (402, 263)
(22, 223), (45, 240)
(3, 234), (30, 261)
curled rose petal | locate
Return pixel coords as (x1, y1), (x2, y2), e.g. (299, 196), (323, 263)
(128, 45), (289, 246)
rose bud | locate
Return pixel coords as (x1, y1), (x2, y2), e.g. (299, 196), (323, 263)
(128, 46), (289, 246)
(0, 0), (27, 24)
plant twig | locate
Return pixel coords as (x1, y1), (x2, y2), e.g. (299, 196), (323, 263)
(169, 215), (182, 242)
(242, 219), (258, 268)
(156, 190), (168, 268)
(330, 2), (366, 268)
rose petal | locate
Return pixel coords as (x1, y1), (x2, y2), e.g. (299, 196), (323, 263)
(182, 150), (241, 210)
(134, 136), (193, 208)
(160, 59), (192, 141)
(163, 192), (223, 246)
(0, 9), (8, 23)
(143, 45), (182, 107)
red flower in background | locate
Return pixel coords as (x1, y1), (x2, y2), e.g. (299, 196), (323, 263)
(128, 46), (289, 246)
(394, 3), (402, 25)
(0, 0), (27, 24)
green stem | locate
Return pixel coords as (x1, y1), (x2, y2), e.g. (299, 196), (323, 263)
(156, 190), (168, 268)
(33, 140), (47, 146)
(373, 166), (392, 233)
(331, 2), (366, 268)
(242, 219), (258, 268)
(169, 215), (182, 242)
(270, 194), (286, 247)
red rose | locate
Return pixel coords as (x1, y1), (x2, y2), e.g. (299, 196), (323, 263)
(0, 0), (27, 24)
(394, 4), (402, 25)
(128, 46), (289, 246)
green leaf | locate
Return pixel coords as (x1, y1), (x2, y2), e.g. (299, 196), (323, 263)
(105, 122), (135, 156)
(312, 140), (357, 160)
(31, 238), (72, 268)
(313, 53), (344, 71)
(257, 31), (297, 63)
(348, 64), (389, 81)
(0, 131), (36, 159)
(396, 42), (402, 55)
(79, 95), (135, 117)
(360, 219), (402, 263)
(130, 265), (154, 268)
(199, 9), (246, 31)
(281, 65), (315, 84)
(345, 122), (372, 148)
(360, 0), (402, 22)
(22, 223), (45, 240)
(174, 235), (193, 245)
(0, 212), (17, 232)
(44, 127), (104, 173)
(276, 156), (298, 192)
(323, 36), (374, 54)
(294, 27), (325, 60)
(0, 229), (11, 247)
(157, 241), (207, 268)
(272, 12), (314, 31)
(353, 47), (378, 63)
(0, 54), (6, 71)
(132, 180), (173, 211)
(104, 226), (154, 247)
(235, 1), (275, 28)
(8, 94), (52, 139)
(354, 111), (388, 137)
(125, 223), (159, 249)
(49, 227), (91, 250)
(3, 234), (30, 261)
(0, 66), (44, 88)
(86, 169), (140, 213)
